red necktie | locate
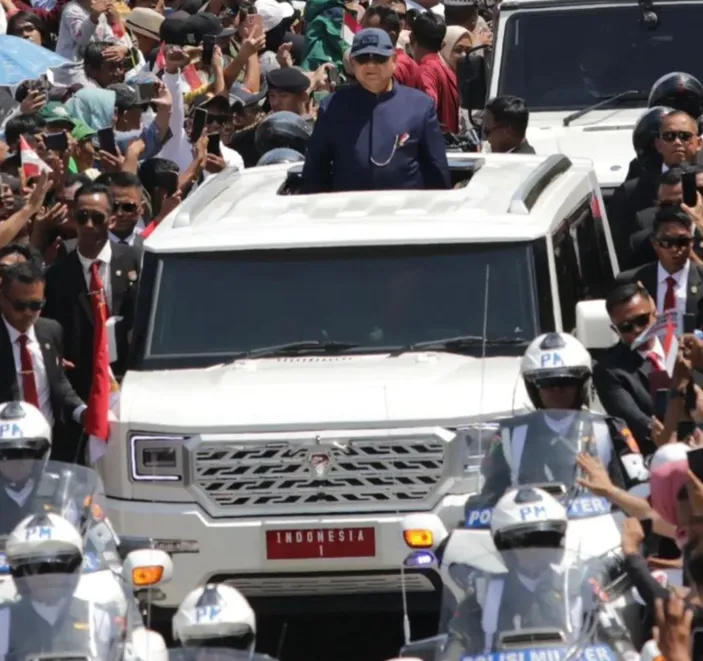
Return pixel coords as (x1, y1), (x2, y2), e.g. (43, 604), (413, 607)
(90, 261), (109, 319)
(18, 334), (39, 408)
(663, 276), (677, 312)
(647, 351), (671, 394)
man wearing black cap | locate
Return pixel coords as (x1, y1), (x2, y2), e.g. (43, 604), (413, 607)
(266, 67), (310, 115)
(302, 27), (449, 193)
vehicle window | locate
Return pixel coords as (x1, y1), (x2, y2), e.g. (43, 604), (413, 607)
(552, 223), (582, 332)
(144, 244), (539, 368)
(569, 196), (615, 300)
(498, 5), (703, 110)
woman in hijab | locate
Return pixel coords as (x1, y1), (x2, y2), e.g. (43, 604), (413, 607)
(440, 25), (472, 74)
(65, 87), (116, 132)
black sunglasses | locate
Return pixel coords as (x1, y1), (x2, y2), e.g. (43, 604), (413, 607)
(9, 298), (45, 312)
(113, 201), (139, 214)
(75, 210), (107, 225)
(353, 53), (390, 65)
(613, 312), (651, 334)
(660, 130), (695, 143)
(656, 235), (693, 249)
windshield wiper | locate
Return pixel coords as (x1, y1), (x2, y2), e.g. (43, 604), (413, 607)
(227, 340), (361, 362)
(392, 335), (529, 355)
(562, 89), (648, 127)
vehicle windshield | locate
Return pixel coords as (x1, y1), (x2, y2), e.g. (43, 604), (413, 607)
(142, 244), (537, 369)
(4, 586), (126, 661)
(499, 4), (703, 111)
(168, 649), (278, 661)
(461, 410), (614, 526)
(436, 548), (622, 660)
(0, 460), (106, 536)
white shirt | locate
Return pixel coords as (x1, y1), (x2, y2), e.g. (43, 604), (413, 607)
(656, 260), (689, 320)
(4, 479), (34, 507)
(109, 218), (145, 246)
(77, 241), (113, 311)
(2, 318), (53, 427)
(31, 598), (68, 626)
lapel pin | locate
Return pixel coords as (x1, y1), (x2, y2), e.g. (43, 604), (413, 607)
(44, 343), (50, 350)
(116, 270), (122, 277)
(127, 270), (138, 282)
(693, 286), (698, 294)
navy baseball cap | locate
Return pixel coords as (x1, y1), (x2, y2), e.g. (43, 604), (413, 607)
(350, 28), (394, 59)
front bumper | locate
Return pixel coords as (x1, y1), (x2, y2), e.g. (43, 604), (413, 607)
(106, 495), (466, 611)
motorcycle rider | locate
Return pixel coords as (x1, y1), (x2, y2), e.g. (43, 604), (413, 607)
(173, 583), (257, 661)
(444, 487), (623, 658)
(0, 512), (118, 659)
(477, 332), (642, 507)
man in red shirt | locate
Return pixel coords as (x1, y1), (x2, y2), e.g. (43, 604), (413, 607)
(411, 13), (459, 134)
(362, 5), (422, 89)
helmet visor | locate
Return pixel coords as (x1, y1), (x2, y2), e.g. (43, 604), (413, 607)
(493, 521), (567, 551)
(524, 366), (590, 384)
(0, 437), (50, 461)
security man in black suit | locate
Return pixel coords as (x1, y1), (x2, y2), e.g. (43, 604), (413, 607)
(610, 108), (702, 262)
(616, 205), (703, 327)
(482, 95), (536, 154)
(43, 182), (140, 403)
(593, 282), (664, 454)
(0, 261), (85, 463)
(627, 167), (703, 269)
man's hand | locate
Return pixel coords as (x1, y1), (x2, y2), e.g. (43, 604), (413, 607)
(475, 26), (493, 48)
(576, 452), (614, 497)
(307, 62), (333, 93)
(672, 349), (693, 390)
(151, 81), (172, 110)
(204, 153), (226, 173)
(103, 44), (129, 63)
(20, 89), (46, 116)
(36, 202), (69, 229)
(621, 517), (645, 555)
(681, 333), (703, 370)
(27, 171), (52, 216)
(652, 416), (666, 445)
(98, 148), (124, 173)
(276, 42), (294, 68)
(90, 0), (109, 20)
(165, 45), (190, 73)
(654, 596), (693, 661)
(240, 23), (265, 58)
(682, 191), (703, 233)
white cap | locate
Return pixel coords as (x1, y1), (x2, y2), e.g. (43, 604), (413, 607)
(255, 0), (294, 32)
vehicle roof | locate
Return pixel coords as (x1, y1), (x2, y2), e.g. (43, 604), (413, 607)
(145, 152), (598, 254)
(499, 0), (683, 9)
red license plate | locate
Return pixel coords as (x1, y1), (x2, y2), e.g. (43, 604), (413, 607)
(266, 527), (376, 560)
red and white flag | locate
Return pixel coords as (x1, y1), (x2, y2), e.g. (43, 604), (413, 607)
(662, 311), (679, 376)
(19, 136), (51, 180)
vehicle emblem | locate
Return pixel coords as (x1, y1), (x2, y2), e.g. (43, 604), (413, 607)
(306, 449), (334, 478)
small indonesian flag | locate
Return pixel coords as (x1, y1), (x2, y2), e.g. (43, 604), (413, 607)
(19, 136), (51, 180)
(662, 311), (679, 377)
(342, 9), (361, 48)
(154, 43), (166, 72)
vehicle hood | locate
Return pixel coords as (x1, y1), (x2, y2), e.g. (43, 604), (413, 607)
(119, 353), (528, 430)
(527, 108), (647, 188)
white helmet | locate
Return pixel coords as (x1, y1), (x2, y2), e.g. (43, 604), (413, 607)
(490, 487), (567, 551)
(6, 512), (83, 571)
(0, 401), (52, 460)
(520, 333), (592, 408)
(173, 583), (256, 651)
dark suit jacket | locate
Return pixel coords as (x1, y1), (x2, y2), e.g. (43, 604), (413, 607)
(616, 260), (703, 327)
(592, 342), (656, 455)
(42, 243), (140, 401)
(0, 317), (83, 430)
(513, 141), (536, 155)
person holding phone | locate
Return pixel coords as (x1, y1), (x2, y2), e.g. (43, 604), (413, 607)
(190, 95), (244, 175)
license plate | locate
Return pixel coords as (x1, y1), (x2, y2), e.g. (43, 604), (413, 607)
(266, 527), (375, 560)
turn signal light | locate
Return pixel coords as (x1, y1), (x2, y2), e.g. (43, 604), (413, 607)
(403, 529), (433, 549)
(132, 565), (164, 587)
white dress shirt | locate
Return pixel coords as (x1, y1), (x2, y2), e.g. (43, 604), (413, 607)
(2, 317), (53, 427)
(77, 241), (113, 311)
(656, 260), (689, 321)
(109, 218), (145, 246)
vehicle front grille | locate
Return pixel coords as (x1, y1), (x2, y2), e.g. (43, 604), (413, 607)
(189, 436), (447, 516)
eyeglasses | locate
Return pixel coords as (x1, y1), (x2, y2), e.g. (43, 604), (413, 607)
(660, 130), (695, 143)
(75, 210), (107, 225)
(9, 298), (45, 312)
(353, 53), (390, 65)
(207, 114), (230, 125)
(113, 201), (139, 214)
(613, 312), (652, 334)
(656, 235), (693, 249)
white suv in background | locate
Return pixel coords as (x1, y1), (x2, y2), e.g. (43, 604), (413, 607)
(99, 152), (618, 611)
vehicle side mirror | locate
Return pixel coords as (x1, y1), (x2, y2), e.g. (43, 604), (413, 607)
(122, 549), (173, 590)
(576, 300), (618, 350)
(401, 513), (448, 551)
(457, 48), (488, 112)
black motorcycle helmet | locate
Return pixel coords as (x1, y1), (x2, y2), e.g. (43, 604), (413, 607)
(632, 105), (674, 172)
(256, 148), (304, 167)
(254, 112), (313, 157)
(648, 72), (703, 120)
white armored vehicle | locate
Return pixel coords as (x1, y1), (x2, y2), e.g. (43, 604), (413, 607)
(100, 153), (619, 611)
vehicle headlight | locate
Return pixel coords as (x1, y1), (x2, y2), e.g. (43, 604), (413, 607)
(129, 435), (187, 482)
